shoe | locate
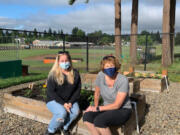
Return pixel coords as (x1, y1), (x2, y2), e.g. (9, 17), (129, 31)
(44, 129), (55, 135)
(62, 129), (71, 135)
(56, 128), (62, 134)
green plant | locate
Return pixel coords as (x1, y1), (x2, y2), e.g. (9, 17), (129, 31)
(40, 87), (47, 100)
(24, 89), (33, 97)
(88, 94), (94, 106)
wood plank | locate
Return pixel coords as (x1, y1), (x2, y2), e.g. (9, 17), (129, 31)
(3, 92), (146, 135)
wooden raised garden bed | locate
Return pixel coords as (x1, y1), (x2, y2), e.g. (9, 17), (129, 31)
(123, 71), (168, 93)
(2, 73), (146, 135)
(138, 77), (167, 92)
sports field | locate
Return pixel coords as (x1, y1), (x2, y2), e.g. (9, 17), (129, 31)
(0, 44), (180, 87)
(20, 47), (115, 73)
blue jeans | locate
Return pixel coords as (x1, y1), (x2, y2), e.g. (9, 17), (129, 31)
(46, 100), (80, 133)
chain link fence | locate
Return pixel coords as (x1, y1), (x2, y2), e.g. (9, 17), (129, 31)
(0, 29), (179, 77)
(0, 36), (20, 62)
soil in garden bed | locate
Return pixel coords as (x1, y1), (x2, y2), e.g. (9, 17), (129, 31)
(12, 84), (95, 110)
(12, 84), (47, 102)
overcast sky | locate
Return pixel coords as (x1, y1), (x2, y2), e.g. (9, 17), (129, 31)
(0, 0), (180, 34)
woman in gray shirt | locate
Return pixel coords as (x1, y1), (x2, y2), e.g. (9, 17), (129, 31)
(83, 55), (132, 135)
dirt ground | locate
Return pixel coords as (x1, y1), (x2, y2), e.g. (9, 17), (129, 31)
(24, 54), (57, 61)
(23, 53), (107, 61)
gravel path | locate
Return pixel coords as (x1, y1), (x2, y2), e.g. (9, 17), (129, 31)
(0, 82), (180, 135)
(138, 82), (180, 135)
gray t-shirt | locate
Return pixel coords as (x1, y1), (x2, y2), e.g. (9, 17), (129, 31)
(95, 71), (132, 109)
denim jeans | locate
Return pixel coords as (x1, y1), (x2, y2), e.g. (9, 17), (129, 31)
(46, 100), (80, 133)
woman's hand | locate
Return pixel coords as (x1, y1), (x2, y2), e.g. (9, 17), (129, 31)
(84, 106), (97, 113)
(68, 103), (72, 108)
(64, 103), (71, 113)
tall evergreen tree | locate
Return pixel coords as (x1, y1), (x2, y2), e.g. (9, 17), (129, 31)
(72, 27), (79, 35)
(57, 29), (64, 40)
(53, 30), (57, 35)
(48, 28), (52, 38)
(53, 30), (57, 40)
(175, 32), (180, 45)
(69, 0), (122, 60)
(44, 30), (48, 39)
(33, 28), (38, 38)
(0, 29), (4, 43)
(5, 30), (11, 43)
(60, 29), (64, 35)
(156, 31), (161, 43)
(23, 30), (28, 38)
(141, 30), (150, 35)
(11, 30), (18, 38)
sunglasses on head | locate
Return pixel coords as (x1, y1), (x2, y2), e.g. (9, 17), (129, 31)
(58, 51), (69, 54)
(103, 55), (115, 60)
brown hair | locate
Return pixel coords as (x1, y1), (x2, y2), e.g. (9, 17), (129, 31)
(100, 55), (121, 72)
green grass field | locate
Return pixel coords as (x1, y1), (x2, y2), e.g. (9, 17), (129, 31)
(19, 48), (117, 72)
(1, 45), (180, 74)
(0, 45), (180, 88)
(0, 43), (16, 46)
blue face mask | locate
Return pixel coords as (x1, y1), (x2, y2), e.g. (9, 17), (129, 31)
(59, 62), (70, 70)
(104, 67), (116, 77)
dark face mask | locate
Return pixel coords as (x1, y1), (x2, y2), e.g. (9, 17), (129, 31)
(104, 67), (116, 77)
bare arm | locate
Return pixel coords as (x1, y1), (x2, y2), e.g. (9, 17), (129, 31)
(94, 86), (100, 107)
(99, 92), (127, 111)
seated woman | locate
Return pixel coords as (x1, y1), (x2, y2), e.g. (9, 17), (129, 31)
(83, 55), (132, 135)
(45, 51), (81, 135)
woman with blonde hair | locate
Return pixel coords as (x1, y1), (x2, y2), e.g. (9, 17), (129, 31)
(83, 55), (132, 135)
(45, 51), (81, 135)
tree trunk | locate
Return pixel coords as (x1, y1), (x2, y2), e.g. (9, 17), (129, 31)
(115, 0), (121, 61)
(162, 0), (176, 67)
(130, 0), (138, 67)
(170, 0), (176, 63)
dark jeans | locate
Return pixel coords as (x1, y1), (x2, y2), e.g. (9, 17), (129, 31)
(83, 108), (132, 128)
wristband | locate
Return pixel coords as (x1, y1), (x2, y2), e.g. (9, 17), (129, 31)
(96, 106), (100, 112)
